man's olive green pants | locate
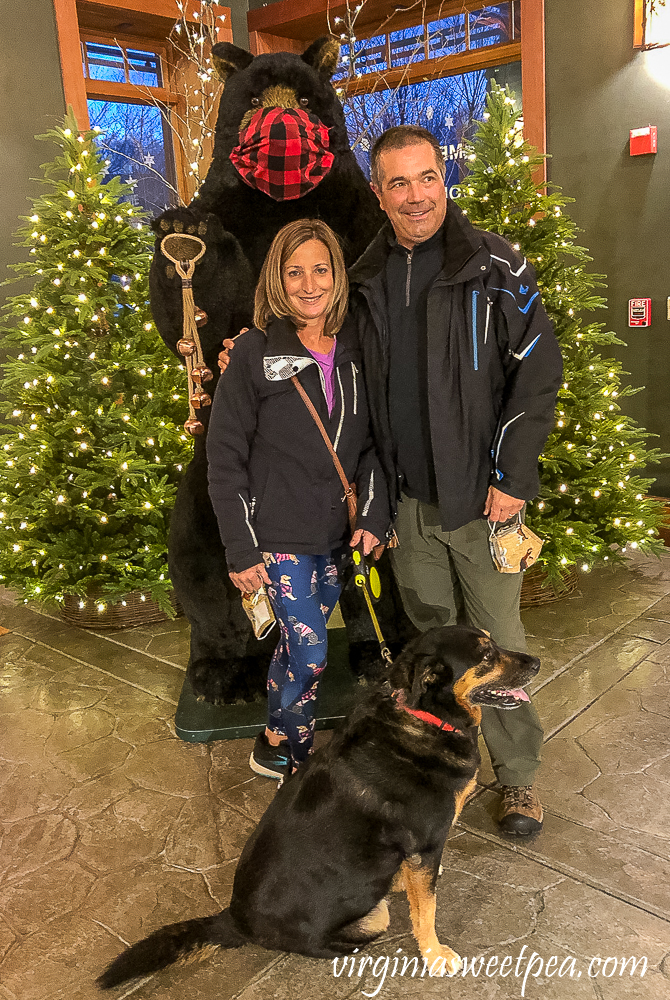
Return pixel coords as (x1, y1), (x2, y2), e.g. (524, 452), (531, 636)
(390, 496), (543, 787)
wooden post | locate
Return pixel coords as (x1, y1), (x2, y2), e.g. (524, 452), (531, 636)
(521, 0), (546, 182)
(52, 0), (90, 128)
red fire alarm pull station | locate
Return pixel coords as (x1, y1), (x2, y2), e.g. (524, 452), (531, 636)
(630, 126), (657, 156)
(629, 298), (652, 327)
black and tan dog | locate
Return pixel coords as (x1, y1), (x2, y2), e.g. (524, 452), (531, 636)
(98, 626), (539, 989)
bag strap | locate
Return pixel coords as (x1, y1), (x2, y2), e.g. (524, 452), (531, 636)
(290, 375), (357, 533)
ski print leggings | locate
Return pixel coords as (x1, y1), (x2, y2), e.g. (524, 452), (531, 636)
(262, 552), (341, 764)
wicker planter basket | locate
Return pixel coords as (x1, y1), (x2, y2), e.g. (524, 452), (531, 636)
(520, 564), (579, 608)
(61, 589), (181, 630)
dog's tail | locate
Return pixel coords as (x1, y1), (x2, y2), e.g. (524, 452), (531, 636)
(97, 908), (246, 990)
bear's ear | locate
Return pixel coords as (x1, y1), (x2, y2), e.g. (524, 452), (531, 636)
(211, 42), (254, 84)
(301, 36), (341, 80)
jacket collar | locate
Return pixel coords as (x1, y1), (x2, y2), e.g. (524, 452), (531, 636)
(262, 315), (356, 383)
(349, 200), (487, 289)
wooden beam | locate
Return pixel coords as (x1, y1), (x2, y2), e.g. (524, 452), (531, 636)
(521, 0), (546, 182)
(76, 2), (232, 41)
(247, 0), (508, 43)
(248, 31), (303, 56)
(343, 41), (521, 97)
(633, 0), (645, 48)
(78, 0), (217, 19)
(53, 0), (90, 128)
(85, 80), (178, 105)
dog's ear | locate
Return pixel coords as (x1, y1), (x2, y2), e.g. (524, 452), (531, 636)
(211, 42), (254, 84)
(408, 655), (441, 707)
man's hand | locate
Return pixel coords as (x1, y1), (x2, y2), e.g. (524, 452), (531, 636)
(217, 328), (249, 374)
(350, 529), (382, 557)
(229, 561), (271, 594)
(484, 486), (525, 523)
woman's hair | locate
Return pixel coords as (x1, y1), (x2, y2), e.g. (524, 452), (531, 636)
(254, 219), (348, 339)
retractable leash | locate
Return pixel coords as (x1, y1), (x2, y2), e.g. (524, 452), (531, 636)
(289, 376), (393, 665)
(351, 542), (393, 666)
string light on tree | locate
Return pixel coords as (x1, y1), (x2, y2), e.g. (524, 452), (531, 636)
(0, 113), (191, 613)
(456, 82), (667, 586)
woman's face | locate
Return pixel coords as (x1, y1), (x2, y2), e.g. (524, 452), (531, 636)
(282, 239), (334, 325)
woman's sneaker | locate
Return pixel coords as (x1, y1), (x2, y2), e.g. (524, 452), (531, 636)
(250, 731), (292, 779)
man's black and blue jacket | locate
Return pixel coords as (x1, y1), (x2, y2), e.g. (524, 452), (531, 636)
(349, 201), (563, 531)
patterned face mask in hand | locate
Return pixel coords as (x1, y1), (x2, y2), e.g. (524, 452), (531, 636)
(489, 516), (543, 574)
(229, 107), (334, 201)
(242, 586), (277, 639)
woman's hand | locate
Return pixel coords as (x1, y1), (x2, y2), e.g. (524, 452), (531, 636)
(350, 529), (382, 557)
(229, 562), (272, 594)
(218, 328), (249, 374)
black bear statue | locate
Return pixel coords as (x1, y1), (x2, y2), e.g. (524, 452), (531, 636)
(150, 36), (413, 705)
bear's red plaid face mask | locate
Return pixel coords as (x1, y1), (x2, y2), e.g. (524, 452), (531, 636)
(230, 107), (335, 201)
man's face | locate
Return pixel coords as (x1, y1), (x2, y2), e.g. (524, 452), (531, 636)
(371, 142), (447, 249)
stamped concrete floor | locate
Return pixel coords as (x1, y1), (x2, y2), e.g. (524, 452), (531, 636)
(1, 551), (670, 1000)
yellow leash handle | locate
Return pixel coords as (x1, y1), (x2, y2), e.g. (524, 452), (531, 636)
(352, 546), (393, 665)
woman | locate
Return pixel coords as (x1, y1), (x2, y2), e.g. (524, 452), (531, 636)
(207, 220), (389, 777)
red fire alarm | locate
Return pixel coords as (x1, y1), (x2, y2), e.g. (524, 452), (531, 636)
(630, 126), (657, 156)
(629, 298), (651, 327)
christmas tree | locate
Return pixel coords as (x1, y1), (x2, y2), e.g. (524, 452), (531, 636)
(456, 82), (667, 583)
(0, 113), (191, 614)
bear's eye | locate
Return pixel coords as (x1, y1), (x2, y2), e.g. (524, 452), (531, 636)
(299, 97), (309, 107)
(251, 97), (260, 107)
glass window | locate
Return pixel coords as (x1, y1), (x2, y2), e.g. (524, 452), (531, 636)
(84, 42), (126, 83)
(468, 5), (512, 50)
(645, 1), (670, 47)
(389, 25), (426, 68)
(126, 48), (162, 88)
(355, 34), (388, 75)
(343, 62), (521, 195)
(83, 42), (162, 88)
(334, 3), (517, 81)
(427, 15), (467, 59)
(334, 34), (387, 81)
(88, 99), (177, 217)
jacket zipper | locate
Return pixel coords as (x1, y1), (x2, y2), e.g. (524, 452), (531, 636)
(351, 362), (358, 415)
(333, 368), (345, 452)
(472, 289), (479, 371)
(484, 297), (492, 345)
(405, 249), (414, 307)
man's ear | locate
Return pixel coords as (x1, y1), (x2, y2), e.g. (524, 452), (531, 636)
(302, 36), (341, 80)
(211, 42), (254, 84)
(370, 180), (383, 208)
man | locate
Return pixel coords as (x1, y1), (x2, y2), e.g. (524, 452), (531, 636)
(348, 126), (562, 835)
(220, 125), (562, 835)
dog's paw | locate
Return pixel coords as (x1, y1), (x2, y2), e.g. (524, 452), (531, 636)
(423, 947), (463, 977)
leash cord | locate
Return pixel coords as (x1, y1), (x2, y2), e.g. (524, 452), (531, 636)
(354, 576), (393, 665)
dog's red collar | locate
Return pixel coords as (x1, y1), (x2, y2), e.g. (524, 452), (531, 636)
(392, 691), (461, 733)
(401, 705), (462, 733)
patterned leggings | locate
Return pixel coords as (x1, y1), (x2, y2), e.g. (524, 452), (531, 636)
(263, 552), (341, 764)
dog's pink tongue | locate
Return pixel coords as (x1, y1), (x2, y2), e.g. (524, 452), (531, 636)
(504, 688), (530, 702)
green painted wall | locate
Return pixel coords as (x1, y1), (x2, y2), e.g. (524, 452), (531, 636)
(545, 0), (670, 496)
(0, 0), (66, 302)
